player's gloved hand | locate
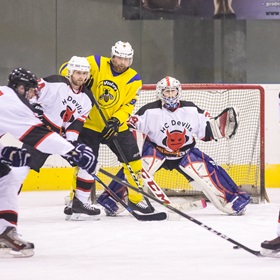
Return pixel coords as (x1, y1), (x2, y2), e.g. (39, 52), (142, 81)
(0, 147), (31, 167)
(127, 116), (138, 129)
(67, 143), (97, 174)
(31, 103), (44, 120)
(101, 117), (120, 141)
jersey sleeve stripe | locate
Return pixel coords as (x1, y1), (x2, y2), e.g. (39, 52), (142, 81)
(19, 124), (55, 148)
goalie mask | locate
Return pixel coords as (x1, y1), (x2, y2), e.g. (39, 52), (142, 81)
(8, 67), (38, 98)
(67, 56), (90, 82)
(156, 76), (182, 110)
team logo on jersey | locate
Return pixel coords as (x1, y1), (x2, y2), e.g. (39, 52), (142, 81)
(61, 105), (76, 123)
(162, 129), (189, 151)
(97, 80), (120, 109)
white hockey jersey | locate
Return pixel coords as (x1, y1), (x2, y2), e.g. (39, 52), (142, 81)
(37, 75), (94, 142)
(0, 86), (73, 155)
(131, 100), (211, 159)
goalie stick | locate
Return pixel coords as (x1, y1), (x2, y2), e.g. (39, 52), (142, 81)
(93, 174), (167, 221)
(141, 167), (207, 212)
(99, 167), (270, 258)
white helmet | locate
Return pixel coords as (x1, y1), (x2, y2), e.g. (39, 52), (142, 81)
(67, 56), (90, 76)
(111, 41), (134, 59)
(156, 76), (182, 109)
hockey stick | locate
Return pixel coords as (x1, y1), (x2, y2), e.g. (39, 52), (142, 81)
(91, 94), (154, 209)
(141, 167), (206, 211)
(93, 174), (167, 221)
(99, 167), (264, 257)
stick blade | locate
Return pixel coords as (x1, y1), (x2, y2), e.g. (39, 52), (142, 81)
(132, 211), (167, 221)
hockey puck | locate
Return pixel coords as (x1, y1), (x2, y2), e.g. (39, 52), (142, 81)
(233, 245), (240, 249)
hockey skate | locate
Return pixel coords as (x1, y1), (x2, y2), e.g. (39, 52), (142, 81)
(260, 236), (280, 258)
(64, 204), (73, 221)
(70, 196), (101, 221)
(128, 198), (155, 214)
(0, 227), (34, 258)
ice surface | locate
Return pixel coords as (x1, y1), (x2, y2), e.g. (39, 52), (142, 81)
(1, 189), (279, 280)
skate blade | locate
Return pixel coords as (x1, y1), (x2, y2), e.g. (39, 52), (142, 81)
(261, 248), (280, 258)
(65, 214), (72, 221)
(0, 248), (34, 258)
(70, 213), (100, 221)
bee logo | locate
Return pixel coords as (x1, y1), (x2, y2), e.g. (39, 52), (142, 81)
(99, 89), (114, 103)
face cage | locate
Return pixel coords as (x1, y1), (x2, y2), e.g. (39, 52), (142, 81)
(159, 87), (181, 109)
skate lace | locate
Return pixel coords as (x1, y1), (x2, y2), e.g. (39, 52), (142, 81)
(84, 203), (96, 210)
(135, 200), (148, 209)
(6, 227), (26, 244)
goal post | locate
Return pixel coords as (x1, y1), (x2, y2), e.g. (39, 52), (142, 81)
(95, 83), (266, 203)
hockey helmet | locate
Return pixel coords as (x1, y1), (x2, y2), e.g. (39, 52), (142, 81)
(111, 41), (134, 59)
(8, 67), (38, 95)
(156, 76), (182, 109)
(67, 56), (90, 76)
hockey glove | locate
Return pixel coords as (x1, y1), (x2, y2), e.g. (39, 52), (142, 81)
(0, 147), (31, 167)
(67, 143), (97, 174)
(31, 103), (44, 120)
(126, 116), (138, 130)
(101, 117), (120, 141)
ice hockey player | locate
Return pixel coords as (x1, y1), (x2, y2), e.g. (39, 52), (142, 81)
(0, 67), (97, 257)
(98, 76), (251, 216)
(259, 93), (280, 258)
(12, 58), (101, 220)
(260, 209), (280, 258)
(60, 41), (156, 216)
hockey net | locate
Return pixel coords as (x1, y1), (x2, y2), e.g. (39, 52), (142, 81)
(95, 84), (266, 203)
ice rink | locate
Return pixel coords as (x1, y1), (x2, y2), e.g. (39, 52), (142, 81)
(1, 188), (279, 280)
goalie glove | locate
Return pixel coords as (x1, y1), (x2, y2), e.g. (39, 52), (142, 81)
(208, 107), (239, 140)
(101, 117), (120, 141)
(66, 143), (97, 174)
(0, 147), (31, 167)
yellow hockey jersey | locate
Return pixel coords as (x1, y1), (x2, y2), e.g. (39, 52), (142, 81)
(59, 55), (142, 132)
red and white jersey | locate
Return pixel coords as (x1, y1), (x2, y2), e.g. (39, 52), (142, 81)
(37, 75), (94, 142)
(130, 100), (211, 159)
(0, 86), (73, 155)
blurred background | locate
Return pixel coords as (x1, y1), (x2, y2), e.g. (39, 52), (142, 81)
(1, 0), (280, 85)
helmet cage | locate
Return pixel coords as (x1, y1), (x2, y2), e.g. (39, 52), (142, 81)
(156, 76), (182, 109)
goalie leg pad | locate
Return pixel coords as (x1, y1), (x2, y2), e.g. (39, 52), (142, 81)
(179, 148), (250, 215)
(97, 168), (127, 216)
(141, 141), (165, 176)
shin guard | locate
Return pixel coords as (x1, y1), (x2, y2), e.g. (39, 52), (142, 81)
(179, 148), (250, 215)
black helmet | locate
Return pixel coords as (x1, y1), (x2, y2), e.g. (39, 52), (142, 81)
(8, 67), (38, 94)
